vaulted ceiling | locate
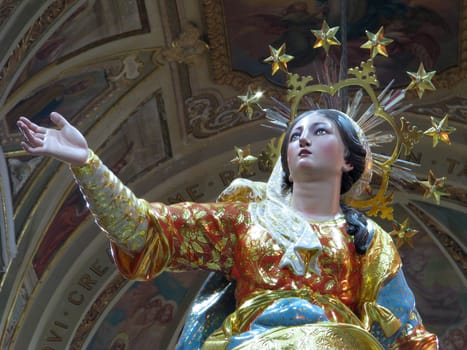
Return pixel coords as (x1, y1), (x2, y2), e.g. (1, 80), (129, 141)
(0, 1), (465, 349)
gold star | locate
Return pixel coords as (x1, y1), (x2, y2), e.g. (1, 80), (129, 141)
(406, 63), (436, 99)
(423, 115), (456, 147)
(419, 170), (449, 205)
(311, 20), (341, 54)
(360, 26), (393, 59)
(389, 218), (418, 249)
(231, 145), (258, 177)
(237, 87), (264, 119)
(263, 43), (294, 75)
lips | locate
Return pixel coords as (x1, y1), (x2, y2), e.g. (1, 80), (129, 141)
(298, 149), (312, 156)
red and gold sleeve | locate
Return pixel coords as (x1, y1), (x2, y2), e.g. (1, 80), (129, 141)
(71, 150), (250, 281)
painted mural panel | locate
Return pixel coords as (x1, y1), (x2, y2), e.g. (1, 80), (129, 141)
(12, 0), (148, 92)
(88, 272), (199, 350)
(223, 0), (459, 86)
(5, 71), (109, 136)
(32, 188), (89, 278)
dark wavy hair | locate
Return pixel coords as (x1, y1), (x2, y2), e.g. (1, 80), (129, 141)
(280, 109), (371, 254)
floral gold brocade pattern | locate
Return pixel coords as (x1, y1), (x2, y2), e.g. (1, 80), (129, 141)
(71, 150), (150, 251)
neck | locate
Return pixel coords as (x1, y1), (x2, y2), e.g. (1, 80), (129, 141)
(291, 179), (342, 221)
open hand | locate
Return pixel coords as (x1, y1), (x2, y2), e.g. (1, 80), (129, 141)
(17, 112), (89, 166)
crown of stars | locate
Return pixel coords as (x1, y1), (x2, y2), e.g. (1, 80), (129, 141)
(311, 20), (341, 54)
(263, 43), (294, 75)
(360, 26), (393, 59)
(406, 63), (436, 99)
(423, 115), (456, 147)
(234, 23), (457, 229)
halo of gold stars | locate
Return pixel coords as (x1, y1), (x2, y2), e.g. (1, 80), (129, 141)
(406, 62), (436, 99)
(311, 20), (341, 54)
(423, 114), (456, 147)
(237, 87), (264, 119)
(360, 26), (393, 59)
(389, 218), (418, 248)
(231, 145), (258, 177)
(263, 43), (294, 75)
(419, 170), (449, 205)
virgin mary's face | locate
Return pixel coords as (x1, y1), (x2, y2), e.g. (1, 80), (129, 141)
(286, 112), (351, 183)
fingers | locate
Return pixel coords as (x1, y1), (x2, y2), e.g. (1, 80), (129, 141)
(20, 141), (43, 154)
(50, 112), (69, 129)
(18, 121), (45, 147)
(17, 117), (47, 134)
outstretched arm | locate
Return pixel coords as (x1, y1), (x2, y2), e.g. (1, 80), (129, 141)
(18, 112), (150, 251)
(18, 112), (244, 281)
(17, 112), (89, 166)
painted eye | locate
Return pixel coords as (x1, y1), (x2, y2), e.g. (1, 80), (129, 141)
(290, 132), (300, 141)
(315, 128), (328, 135)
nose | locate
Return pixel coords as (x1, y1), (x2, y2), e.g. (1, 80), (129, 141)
(299, 134), (310, 147)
